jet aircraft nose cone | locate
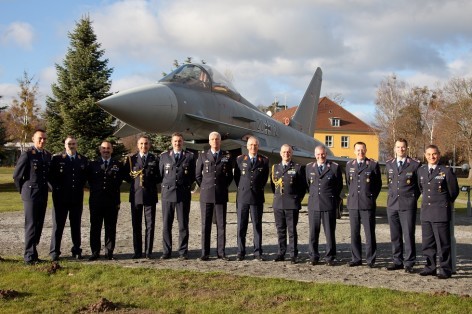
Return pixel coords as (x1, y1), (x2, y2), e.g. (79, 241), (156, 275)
(98, 83), (178, 133)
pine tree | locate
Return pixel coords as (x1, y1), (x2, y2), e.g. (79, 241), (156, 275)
(45, 16), (125, 158)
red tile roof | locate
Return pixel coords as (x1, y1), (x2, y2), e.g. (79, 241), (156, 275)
(272, 97), (375, 133)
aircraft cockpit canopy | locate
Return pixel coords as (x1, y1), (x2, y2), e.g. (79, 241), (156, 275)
(160, 64), (241, 101)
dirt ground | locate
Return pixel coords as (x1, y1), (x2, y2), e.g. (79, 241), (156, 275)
(1, 201), (471, 296)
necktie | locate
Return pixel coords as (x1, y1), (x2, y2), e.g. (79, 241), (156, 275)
(70, 156), (75, 162)
(142, 155), (146, 164)
(398, 160), (403, 170)
(104, 160), (108, 168)
(318, 165), (323, 175)
(283, 164), (287, 170)
(429, 167), (434, 176)
(358, 162), (362, 169)
(175, 153), (180, 162)
(251, 157), (255, 166)
(213, 152), (218, 160)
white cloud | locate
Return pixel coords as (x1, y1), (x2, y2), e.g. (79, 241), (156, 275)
(0, 22), (34, 49)
(19, 0), (470, 112)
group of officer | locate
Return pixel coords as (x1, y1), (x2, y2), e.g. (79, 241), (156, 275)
(12, 129), (459, 279)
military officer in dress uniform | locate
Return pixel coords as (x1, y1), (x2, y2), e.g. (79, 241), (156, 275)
(345, 141), (382, 268)
(306, 145), (343, 266)
(270, 144), (306, 264)
(123, 136), (161, 259)
(418, 145), (459, 279)
(13, 129), (51, 265)
(234, 136), (270, 261)
(87, 141), (123, 261)
(49, 136), (88, 261)
(159, 132), (196, 260)
(385, 138), (421, 273)
(195, 131), (234, 261)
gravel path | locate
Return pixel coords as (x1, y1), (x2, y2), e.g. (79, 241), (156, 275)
(1, 201), (471, 296)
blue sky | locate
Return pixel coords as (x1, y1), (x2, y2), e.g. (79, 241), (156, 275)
(1, 0), (472, 124)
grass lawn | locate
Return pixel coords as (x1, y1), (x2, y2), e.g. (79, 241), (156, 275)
(0, 259), (470, 313)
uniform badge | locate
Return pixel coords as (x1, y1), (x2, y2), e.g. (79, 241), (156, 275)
(406, 179), (410, 184)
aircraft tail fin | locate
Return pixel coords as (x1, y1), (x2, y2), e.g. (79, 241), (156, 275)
(290, 67), (322, 137)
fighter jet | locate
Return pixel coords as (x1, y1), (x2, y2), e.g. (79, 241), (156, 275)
(98, 63), (330, 163)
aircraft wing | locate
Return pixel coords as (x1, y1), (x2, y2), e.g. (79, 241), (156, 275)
(185, 113), (253, 133)
(114, 123), (142, 137)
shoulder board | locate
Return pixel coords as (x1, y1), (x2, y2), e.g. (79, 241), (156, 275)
(260, 154), (268, 160)
(386, 158), (395, 163)
(330, 161), (339, 166)
(53, 153), (62, 157)
(306, 161), (314, 167)
(368, 158), (377, 162)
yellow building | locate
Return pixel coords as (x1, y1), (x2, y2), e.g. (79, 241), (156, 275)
(273, 97), (379, 160)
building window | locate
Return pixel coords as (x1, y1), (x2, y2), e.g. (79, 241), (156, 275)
(341, 136), (349, 148)
(325, 135), (333, 147)
(330, 117), (340, 127)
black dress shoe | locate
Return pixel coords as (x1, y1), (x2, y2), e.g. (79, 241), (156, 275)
(199, 255), (210, 261)
(326, 260), (336, 266)
(419, 268), (437, 276)
(107, 254), (116, 260)
(254, 255), (264, 261)
(145, 253), (153, 260)
(308, 259), (319, 266)
(160, 254), (171, 260)
(88, 254), (99, 261)
(404, 266), (414, 273)
(347, 261), (362, 267)
(274, 255), (285, 262)
(386, 263), (403, 271)
(178, 255), (188, 261)
(290, 256), (297, 264)
(437, 269), (451, 279)
(132, 253), (143, 259)
(25, 260), (35, 265)
(367, 262), (375, 268)
(73, 253), (83, 260)
(218, 255), (230, 261)
(236, 255), (245, 261)
(51, 255), (60, 262)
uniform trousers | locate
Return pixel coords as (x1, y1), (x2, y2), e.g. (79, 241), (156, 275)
(421, 221), (452, 274)
(349, 208), (377, 264)
(131, 203), (156, 256)
(308, 209), (336, 262)
(387, 208), (416, 267)
(200, 202), (227, 257)
(50, 202), (83, 258)
(273, 208), (299, 257)
(89, 201), (119, 256)
(237, 203), (263, 257)
(24, 195), (48, 262)
(161, 200), (190, 256)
